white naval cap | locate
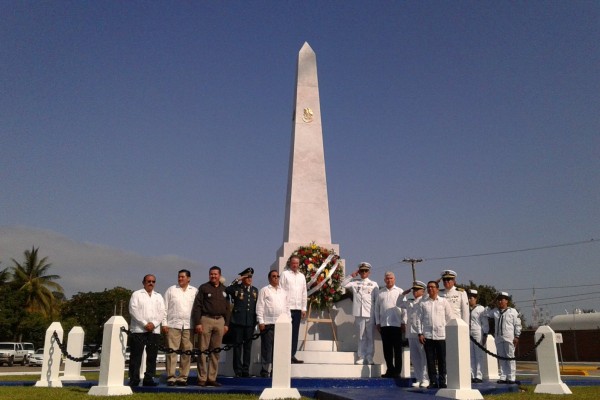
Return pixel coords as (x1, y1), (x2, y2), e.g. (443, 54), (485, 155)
(358, 262), (372, 271)
(441, 269), (457, 279)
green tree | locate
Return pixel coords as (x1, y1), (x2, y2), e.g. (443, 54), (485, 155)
(61, 287), (133, 344)
(11, 246), (64, 317)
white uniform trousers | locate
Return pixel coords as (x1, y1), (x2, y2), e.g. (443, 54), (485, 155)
(469, 333), (484, 380)
(495, 339), (516, 381)
(408, 337), (429, 384)
(355, 316), (374, 361)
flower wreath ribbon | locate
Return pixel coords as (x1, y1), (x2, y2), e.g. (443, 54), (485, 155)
(305, 254), (334, 288)
(307, 258), (340, 296)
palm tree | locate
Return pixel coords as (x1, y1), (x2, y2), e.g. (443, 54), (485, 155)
(11, 247), (64, 317)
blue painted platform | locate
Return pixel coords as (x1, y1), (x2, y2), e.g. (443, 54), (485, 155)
(4, 376), (599, 399)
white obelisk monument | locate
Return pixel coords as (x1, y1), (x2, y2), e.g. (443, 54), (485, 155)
(272, 42), (340, 270)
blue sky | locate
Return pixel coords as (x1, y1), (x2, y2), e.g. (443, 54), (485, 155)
(1, 2), (599, 322)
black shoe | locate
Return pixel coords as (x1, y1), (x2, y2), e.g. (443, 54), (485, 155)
(291, 356), (304, 364)
(142, 380), (157, 387)
(439, 383), (447, 388)
(260, 370), (270, 378)
(428, 383), (439, 389)
(129, 380), (140, 387)
(167, 381), (176, 386)
(497, 379), (507, 384)
(506, 380), (518, 385)
(241, 372), (250, 377)
(206, 380), (222, 387)
(381, 372), (394, 378)
(197, 381), (207, 387)
(176, 381), (188, 386)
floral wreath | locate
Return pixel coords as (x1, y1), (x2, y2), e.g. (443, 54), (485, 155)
(287, 243), (344, 311)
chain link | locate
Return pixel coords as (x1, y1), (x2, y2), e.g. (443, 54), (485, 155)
(52, 332), (102, 362)
(470, 334), (545, 361)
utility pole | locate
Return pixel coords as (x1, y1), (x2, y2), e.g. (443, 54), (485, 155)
(402, 258), (423, 283)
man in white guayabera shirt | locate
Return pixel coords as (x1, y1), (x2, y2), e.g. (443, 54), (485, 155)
(256, 269), (290, 377)
(162, 269), (198, 386)
(279, 255), (307, 364)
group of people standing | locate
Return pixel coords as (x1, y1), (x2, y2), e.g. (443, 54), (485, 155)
(341, 266), (522, 389)
(127, 255), (308, 387)
(127, 260), (521, 389)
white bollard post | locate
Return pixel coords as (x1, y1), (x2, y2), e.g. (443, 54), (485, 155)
(482, 334), (499, 381)
(534, 326), (571, 395)
(35, 322), (64, 387)
(436, 318), (483, 400)
(61, 326), (86, 381)
(260, 314), (301, 400)
(89, 316), (132, 396)
(400, 346), (411, 378)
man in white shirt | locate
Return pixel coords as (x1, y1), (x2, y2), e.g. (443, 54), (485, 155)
(487, 292), (522, 384)
(342, 262), (378, 365)
(416, 280), (454, 389)
(467, 289), (488, 383)
(402, 280), (429, 388)
(439, 269), (469, 323)
(256, 269), (291, 377)
(128, 274), (166, 387)
(374, 271), (405, 378)
(161, 269), (198, 386)
(279, 255), (307, 364)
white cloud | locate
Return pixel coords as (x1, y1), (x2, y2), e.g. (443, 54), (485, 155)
(0, 226), (205, 298)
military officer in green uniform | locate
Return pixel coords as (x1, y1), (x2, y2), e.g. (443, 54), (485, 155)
(226, 267), (258, 377)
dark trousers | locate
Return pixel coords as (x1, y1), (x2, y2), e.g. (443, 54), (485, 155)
(290, 309), (301, 357)
(260, 324), (275, 371)
(424, 339), (446, 386)
(129, 332), (160, 384)
(230, 324), (255, 375)
(380, 326), (403, 375)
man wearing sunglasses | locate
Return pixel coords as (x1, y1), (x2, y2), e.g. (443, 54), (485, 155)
(128, 274), (166, 387)
(256, 270), (290, 377)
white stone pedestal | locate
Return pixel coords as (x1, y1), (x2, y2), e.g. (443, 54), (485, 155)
(35, 322), (63, 388)
(534, 326), (571, 395)
(60, 326), (86, 381)
(89, 316), (132, 396)
(436, 319), (483, 400)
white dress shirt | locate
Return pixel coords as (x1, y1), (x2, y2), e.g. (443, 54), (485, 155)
(416, 296), (454, 340)
(374, 285), (406, 327)
(162, 284), (198, 329)
(341, 276), (378, 317)
(280, 269), (308, 311)
(129, 288), (166, 334)
(256, 284), (291, 324)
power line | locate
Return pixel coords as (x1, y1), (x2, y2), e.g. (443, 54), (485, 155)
(515, 292), (600, 304)
(422, 238), (597, 261)
(528, 295), (600, 308)
(507, 283), (600, 291)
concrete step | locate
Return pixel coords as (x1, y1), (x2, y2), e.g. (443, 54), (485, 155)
(298, 340), (338, 352)
(294, 350), (356, 364)
(291, 362), (382, 378)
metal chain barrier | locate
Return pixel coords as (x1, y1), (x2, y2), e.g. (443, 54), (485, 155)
(120, 325), (273, 357)
(52, 332), (102, 362)
(53, 326), (273, 362)
(470, 334), (545, 361)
